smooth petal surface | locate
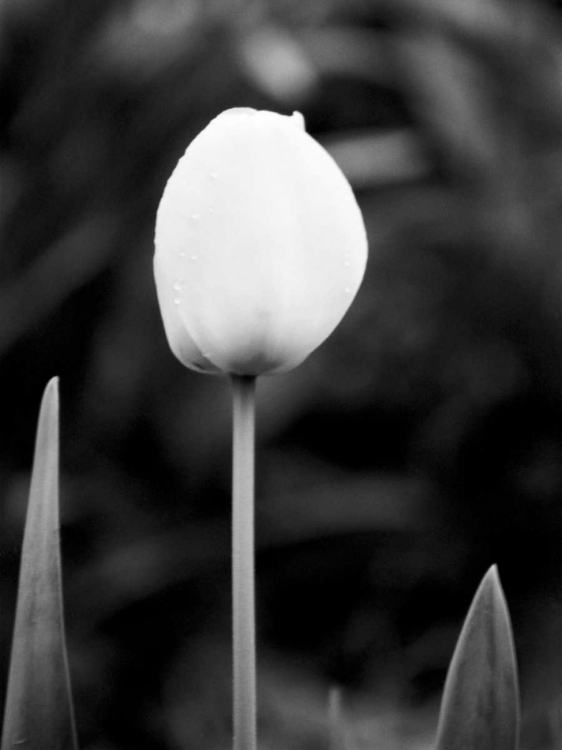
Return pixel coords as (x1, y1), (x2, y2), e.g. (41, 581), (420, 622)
(154, 108), (368, 375)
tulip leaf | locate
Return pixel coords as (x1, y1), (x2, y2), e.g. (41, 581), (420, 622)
(434, 565), (520, 750)
(1, 378), (78, 750)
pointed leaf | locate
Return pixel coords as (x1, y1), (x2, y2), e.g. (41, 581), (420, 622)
(1, 378), (78, 750)
(435, 565), (519, 750)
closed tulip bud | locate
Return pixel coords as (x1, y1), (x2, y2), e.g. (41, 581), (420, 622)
(154, 108), (368, 376)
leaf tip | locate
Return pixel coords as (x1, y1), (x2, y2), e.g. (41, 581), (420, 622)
(476, 564), (509, 612)
(42, 375), (60, 403)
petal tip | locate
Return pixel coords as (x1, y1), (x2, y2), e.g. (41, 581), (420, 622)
(291, 111), (306, 130)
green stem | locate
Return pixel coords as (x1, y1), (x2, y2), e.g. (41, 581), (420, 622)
(231, 375), (257, 750)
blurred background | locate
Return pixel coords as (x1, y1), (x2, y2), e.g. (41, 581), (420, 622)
(1, 0), (562, 747)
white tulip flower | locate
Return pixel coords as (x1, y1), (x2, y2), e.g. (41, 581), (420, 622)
(154, 108), (368, 376)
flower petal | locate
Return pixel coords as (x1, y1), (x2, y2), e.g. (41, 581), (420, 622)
(154, 108), (368, 375)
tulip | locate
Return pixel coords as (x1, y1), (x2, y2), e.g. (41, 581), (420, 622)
(154, 107), (368, 376)
(153, 108), (368, 750)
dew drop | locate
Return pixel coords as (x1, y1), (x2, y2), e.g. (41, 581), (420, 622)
(344, 286), (352, 294)
(173, 297), (181, 306)
(190, 212), (200, 220)
(343, 260), (351, 267)
(179, 251), (186, 258)
(209, 170), (219, 179)
(190, 254), (199, 261)
(207, 206), (215, 213)
(173, 278), (184, 291)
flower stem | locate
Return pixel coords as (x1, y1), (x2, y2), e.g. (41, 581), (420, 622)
(231, 374), (257, 750)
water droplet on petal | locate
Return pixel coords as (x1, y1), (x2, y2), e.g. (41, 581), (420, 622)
(173, 297), (181, 306)
(173, 278), (184, 291)
(190, 254), (199, 261)
(190, 212), (200, 220)
(209, 170), (218, 179)
(344, 286), (352, 294)
(179, 251), (186, 257)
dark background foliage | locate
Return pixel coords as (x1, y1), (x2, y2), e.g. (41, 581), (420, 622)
(1, 0), (561, 747)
